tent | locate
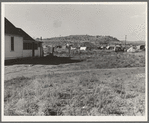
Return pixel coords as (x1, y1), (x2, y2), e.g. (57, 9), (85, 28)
(136, 45), (145, 50)
(114, 45), (122, 52)
(106, 45), (115, 50)
(71, 47), (76, 50)
(127, 46), (137, 52)
(100, 46), (106, 50)
(80, 47), (87, 50)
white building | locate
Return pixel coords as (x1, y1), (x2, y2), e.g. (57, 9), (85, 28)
(5, 18), (43, 60)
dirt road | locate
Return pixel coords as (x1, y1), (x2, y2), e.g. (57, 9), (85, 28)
(4, 65), (145, 81)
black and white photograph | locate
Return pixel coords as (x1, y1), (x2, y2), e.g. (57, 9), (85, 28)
(1, 2), (147, 121)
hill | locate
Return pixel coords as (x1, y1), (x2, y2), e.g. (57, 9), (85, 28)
(42, 35), (121, 46)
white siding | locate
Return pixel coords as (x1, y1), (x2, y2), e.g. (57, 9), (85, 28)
(23, 50), (32, 57)
(35, 47), (41, 57)
(5, 35), (42, 60)
(23, 46), (41, 57)
(5, 35), (23, 60)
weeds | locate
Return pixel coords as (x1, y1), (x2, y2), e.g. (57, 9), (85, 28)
(4, 70), (145, 116)
(4, 51), (145, 116)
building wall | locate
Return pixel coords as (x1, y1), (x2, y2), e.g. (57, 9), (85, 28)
(22, 50), (32, 57)
(23, 45), (42, 57)
(39, 43), (43, 57)
(23, 41), (42, 57)
(5, 35), (42, 60)
(35, 47), (41, 57)
(5, 35), (23, 60)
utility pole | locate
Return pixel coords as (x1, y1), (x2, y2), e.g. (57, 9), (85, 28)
(125, 35), (127, 49)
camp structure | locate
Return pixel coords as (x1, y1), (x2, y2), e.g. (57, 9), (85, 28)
(5, 18), (43, 60)
(114, 45), (124, 52)
(127, 46), (137, 53)
(106, 45), (115, 50)
(136, 45), (145, 51)
(79, 47), (87, 51)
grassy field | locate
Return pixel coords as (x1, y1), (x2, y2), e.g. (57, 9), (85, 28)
(4, 50), (145, 116)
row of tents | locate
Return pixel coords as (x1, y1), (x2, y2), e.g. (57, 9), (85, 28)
(43, 44), (92, 51)
(127, 45), (145, 52)
(98, 44), (145, 52)
(43, 43), (145, 55)
(98, 45), (124, 52)
(42, 44), (90, 56)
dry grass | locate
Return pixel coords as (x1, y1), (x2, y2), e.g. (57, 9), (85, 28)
(4, 67), (145, 116)
(4, 50), (145, 116)
(54, 50), (145, 69)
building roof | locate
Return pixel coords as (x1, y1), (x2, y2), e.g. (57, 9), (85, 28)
(5, 18), (20, 36)
(35, 39), (43, 43)
(5, 18), (42, 43)
(16, 28), (35, 41)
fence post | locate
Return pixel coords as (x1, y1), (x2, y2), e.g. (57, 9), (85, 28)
(69, 46), (71, 57)
(51, 46), (54, 56)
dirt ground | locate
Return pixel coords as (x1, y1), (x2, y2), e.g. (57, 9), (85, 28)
(5, 50), (145, 80)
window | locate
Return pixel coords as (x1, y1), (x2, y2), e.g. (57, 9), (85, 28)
(11, 37), (14, 51)
(34, 43), (38, 50)
(23, 43), (26, 50)
(23, 43), (38, 50)
(23, 43), (33, 50)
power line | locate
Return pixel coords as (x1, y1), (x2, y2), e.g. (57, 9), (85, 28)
(125, 35), (127, 49)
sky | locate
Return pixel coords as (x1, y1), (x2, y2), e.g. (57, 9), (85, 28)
(4, 2), (147, 41)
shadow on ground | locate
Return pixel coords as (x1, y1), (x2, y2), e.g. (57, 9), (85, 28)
(5, 56), (83, 66)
